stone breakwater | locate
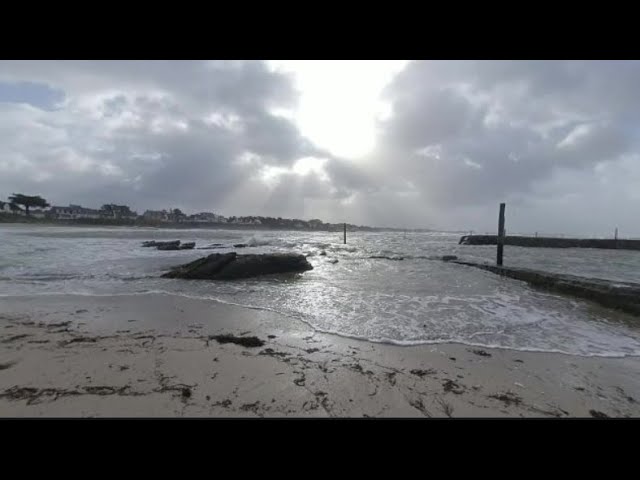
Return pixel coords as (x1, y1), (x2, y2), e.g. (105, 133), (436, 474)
(452, 260), (640, 317)
(459, 235), (640, 251)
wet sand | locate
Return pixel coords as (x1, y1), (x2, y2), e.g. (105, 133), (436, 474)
(1, 293), (639, 417)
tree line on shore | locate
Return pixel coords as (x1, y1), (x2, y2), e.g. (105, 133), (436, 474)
(0, 192), (429, 232)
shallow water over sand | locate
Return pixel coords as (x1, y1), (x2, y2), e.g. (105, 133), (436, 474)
(2, 224), (640, 357)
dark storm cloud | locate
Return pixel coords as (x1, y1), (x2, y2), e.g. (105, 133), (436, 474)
(314, 61), (640, 233)
(372, 61), (638, 208)
(0, 61), (322, 215)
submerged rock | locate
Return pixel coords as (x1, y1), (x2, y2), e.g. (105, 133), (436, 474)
(441, 255), (458, 261)
(369, 255), (404, 261)
(162, 252), (313, 280)
(197, 244), (227, 250)
(180, 242), (196, 250)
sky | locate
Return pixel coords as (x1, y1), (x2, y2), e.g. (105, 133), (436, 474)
(1, 60), (640, 236)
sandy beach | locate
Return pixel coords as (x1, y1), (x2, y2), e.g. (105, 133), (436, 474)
(1, 293), (639, 417)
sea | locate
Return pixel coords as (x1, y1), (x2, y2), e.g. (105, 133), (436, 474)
(2, 223), (640, 357)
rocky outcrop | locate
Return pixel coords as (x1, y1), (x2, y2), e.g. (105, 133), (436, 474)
(452, 260), (640, 317)
(459, 235), (640, 251)
(142, 240), (180, 248)
(197, 243), (248, 250)
(162, 252), (313, 280)
(142, 240), (196, 250)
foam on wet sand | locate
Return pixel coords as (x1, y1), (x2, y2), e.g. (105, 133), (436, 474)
(1, 293), (639, 417)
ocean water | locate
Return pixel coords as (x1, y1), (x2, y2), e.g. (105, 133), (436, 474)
(2, 224), (640, 358)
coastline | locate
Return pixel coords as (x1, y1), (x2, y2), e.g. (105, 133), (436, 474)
(1, 293), (639, 417)
(0, 219), (433, 233)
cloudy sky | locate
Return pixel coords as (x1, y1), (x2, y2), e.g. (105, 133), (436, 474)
(1, 60), (639, 235)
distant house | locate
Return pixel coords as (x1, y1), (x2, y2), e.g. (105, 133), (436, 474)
(189, 212), (226, 223)
(100, 204), (137, 220)
(30, 208), (47, 219)
(143, 210), (169, 222)
(165, 209), (187, 223)
(0, 201), (12, 213)
(48, 205), (101, 220)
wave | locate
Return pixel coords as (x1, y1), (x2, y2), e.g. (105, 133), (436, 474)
(2, 289), (638, 358)
(244, 235), (272, 247)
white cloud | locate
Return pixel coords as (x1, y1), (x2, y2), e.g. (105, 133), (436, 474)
(1, 60), (640, 234)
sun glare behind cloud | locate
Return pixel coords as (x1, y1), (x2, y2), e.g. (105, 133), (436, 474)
(268, 60), (409, 159)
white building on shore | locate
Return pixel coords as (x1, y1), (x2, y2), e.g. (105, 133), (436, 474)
(189, 212), (226, 223)
(143, 210), (170, 222)
(48, 205), (101, 220)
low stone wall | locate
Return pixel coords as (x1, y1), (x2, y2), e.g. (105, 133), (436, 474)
(452, 260), (640, 317)
(459, 235), (640, 251)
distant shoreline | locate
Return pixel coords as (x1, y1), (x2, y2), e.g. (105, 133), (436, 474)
(0, 217), (437, 233)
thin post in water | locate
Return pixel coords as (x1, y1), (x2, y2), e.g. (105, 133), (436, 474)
(497, 203), (506, 266)
(615, 227), (618, 240)
(344, 223), (347, 244)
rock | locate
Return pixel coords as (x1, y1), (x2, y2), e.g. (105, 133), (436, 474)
(162, 252), (313, 280)
(589, 409), (609, 418)
(233, 243), (248, 248)
(180, 242), (196, 250)
(162, 253), (237, 279)
(319, 250), (327, 256)
(197, 244), (227, 250)
(328, 259), (338, 264)
(157, 243), (181, 251)
(142, 240), (180, 248)
(370, 255), (404, 261)
(441, 255), (458, 261)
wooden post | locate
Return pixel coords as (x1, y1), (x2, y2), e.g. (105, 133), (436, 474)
(343, 223), (347, 244)
(497, 203), (506, 266)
